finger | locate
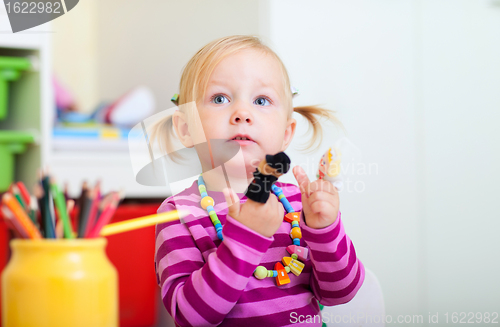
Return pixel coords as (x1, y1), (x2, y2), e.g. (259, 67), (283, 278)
(310, 200), (336, 215)
(271, 193), (285, 219)
(293, 166), (311, 197)
(222, 188), (240, 218)
(308, 191), (337, 208)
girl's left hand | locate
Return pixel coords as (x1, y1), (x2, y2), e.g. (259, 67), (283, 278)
(292, 166), (339, 229)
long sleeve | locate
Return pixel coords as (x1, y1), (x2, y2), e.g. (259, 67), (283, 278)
(155, 202), (274, 327)
(300, 210), (365, 306)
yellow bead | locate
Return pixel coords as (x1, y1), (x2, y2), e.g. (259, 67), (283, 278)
(200, 196), (214, 210)
(254, 266), (268, 280)
(290, 227), (302, 240)
(289, 259), (305, 276)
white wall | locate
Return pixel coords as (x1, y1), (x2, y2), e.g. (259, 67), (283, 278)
(268, 0), (500, 323)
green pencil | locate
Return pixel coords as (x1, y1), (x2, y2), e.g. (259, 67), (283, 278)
(50, 179), (74, 239)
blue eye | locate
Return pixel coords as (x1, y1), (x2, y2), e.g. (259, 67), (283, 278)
(254, 97), (271, 106)
(211, 95), (229, 104)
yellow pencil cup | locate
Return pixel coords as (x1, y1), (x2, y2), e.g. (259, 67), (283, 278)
(1, 238), (118, 327)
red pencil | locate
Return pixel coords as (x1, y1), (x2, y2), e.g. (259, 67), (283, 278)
(87, 192), (121, 238)
(16, 181), (31, 206)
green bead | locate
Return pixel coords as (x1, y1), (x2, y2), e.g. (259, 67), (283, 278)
(291, 253), (298, 260)
(267, 270), (274, 277)
(254, 266), (268, 279)
(198, 185), (206, 193)
(213, 219), (221, 226)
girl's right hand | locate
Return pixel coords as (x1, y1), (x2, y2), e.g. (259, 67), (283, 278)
(222, 188), (284, 238)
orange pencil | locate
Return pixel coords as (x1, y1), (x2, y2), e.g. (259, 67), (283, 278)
(1, 193), (42, 239)
(1, 205), (27, 238)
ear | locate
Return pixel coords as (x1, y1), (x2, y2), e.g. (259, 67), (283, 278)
(172, 111), (194, 148)
(281, 117), (297, 151)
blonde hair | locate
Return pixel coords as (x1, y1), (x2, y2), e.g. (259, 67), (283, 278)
(150, 35), (344, 158)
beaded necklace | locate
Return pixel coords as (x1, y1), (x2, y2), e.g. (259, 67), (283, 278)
(197, 175), (308, 286)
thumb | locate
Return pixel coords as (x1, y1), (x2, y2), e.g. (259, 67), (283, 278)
(222, 188), (240, 218)
(293, 166), (311, 197)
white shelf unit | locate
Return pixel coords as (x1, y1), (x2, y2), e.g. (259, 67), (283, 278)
(0, 17), (53, 192)
(0, 17), (169, 199)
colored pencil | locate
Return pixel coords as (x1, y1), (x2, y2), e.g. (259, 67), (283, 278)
(34, 182), (51, 238)
(1, 193), (42, 239)
(99, 210), (187, 237)
(83, 181), (101, 238)
(76, 181), (88, 234)
(1, 205), (27, 238)
(16, 181), (31, 205)
(40, 172), (56, 238)
(50, 178), (74, 239)
(78, 189), (93, 238)
(87, 192), (121, 238)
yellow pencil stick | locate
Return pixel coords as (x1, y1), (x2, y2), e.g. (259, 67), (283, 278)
(99, 210), (188, 237)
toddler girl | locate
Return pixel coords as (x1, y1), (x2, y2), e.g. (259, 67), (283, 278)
(153, 35), (365, 326)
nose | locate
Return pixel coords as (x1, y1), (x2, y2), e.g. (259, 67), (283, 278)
(230, 105), (253, 125)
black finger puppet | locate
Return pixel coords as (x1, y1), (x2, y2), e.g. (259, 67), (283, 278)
(245, 152), (291, 203)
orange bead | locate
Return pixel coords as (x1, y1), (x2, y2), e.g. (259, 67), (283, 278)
(274, 262), (290, 286)
(284, 212), (300, 223)
(200, 196), (214, 210)
(290, 227), (302, 240)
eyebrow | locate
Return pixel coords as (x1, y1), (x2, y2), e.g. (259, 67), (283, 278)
(207, 79), (281, 95)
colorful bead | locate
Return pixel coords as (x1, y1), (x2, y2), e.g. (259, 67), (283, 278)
(284, 212), (300, 223)
(274, 262), (290, 286)
(200, 196), (214, 209)
(282, 256), (304, 276)
(285, 266), (291, 273)
(254, 266), (268, 279)
(272, 184), (294, 213)
(289, 259), (305, 276)
(291, 220), (299, 228)
(291, 253), (298, 260)
(290, 227), (302, 239)
(287, 245), (309, 261)
(198, 175), (223, 241)
(293, 238), (300, 246)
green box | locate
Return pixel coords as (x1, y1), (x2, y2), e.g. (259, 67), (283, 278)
(0, 56), (31, 121)
(0, 131), (34, 192)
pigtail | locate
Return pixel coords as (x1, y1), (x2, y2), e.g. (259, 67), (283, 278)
(149, 114), (182, 162)
(293, 105), (345, 152)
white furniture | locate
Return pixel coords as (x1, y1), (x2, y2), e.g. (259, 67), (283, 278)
(0, 13), (53, 191)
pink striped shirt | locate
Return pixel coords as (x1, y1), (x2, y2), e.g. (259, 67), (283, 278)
(155, 181), (365, 326)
